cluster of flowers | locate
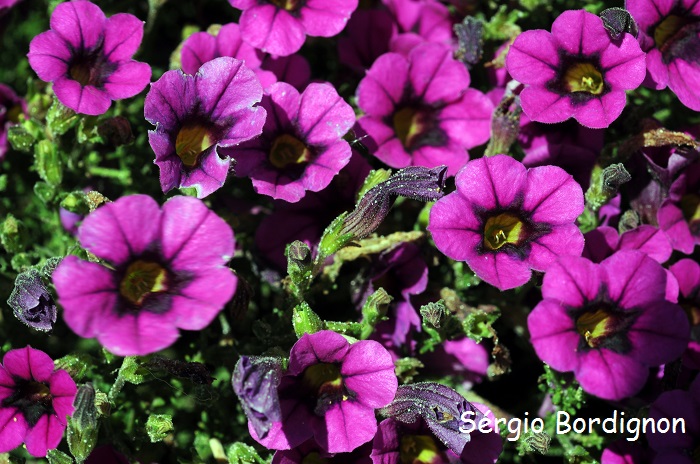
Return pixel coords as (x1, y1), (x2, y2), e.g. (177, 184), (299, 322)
(0, 0), (698, 461)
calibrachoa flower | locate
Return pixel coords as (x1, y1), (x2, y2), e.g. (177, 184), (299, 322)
(646, 375), (700, 463)
(356, 42), (493, 174)
(230, 82), (355, 202)
(528, 251), (690, 400)
(428, 154), (585, 291)
(506, 9), (646, 128)
(0, 346), (77, 457)
(338, 9), (397, 73)
(627, 0), (700, 110)
(145, 57), (266, 198)
(582, 225), (672, 264)
(248, 330), (398, 453)
(229, 0), (358, 56)
(53, 194), (237, 356)
(669, 259), (700, 369)
(657, 161), (700, 254)
(27, 0), (151, 116)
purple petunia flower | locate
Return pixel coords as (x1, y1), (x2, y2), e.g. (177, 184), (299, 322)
(27, 0), (151, 116)
(230, 82), (355, 203)
(0, 346), (77, 457)
(383, 0), (454, 47)
(428, 154), (585, 291)
(249, 330), (398, 454)
(657, 161), (700, 254)
(0, 83), (26, 161)
(272, 440), (372, 464)
(646, 375), (700, 464)
(356, 42), (493, 175)
(582, 225), (672, 264)
(144, 57), (266, 198)
(229, 0), (358, 57)
(338, 8), (397, 74)
(528, 251), (690, 400)
(669, 259), (700, 369)
(53, 194), (237, 356)
(505, 9), (646, 128)
(627, 0), (700, 110)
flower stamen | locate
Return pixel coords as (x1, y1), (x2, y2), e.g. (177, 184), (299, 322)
(176, 124), (214, 168)
(119, 260), (168, 306)
(269, 134), (311, 169)
(563, 63), (604, 94)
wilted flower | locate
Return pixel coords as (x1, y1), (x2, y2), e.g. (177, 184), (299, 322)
(27, 0), (151, 115)
(144, 57), (266, 198)
(528, 251), (690, 400)
(0, 346), (77, 457)
(376, 383), (502, 463)
(232, 356), (283, 439)
(506, 9), (646, 128)
(53, 194), (237, 356)
(429, 155), (585, 290)
(7, 268), (57, 332)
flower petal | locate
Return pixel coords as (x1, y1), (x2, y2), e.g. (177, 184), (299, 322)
(299, 0), (358, 37)
(506, 29), (559, 85)
(78, 195), (161, 263)
(455, 154), (527, 210)
(103, 61), (151, 100)
(103, 12), (144, 61)
(50, 0), (106, 50)
(573, 91), (627, 129)
(575, 349), (647, 400)
(96, 311), (180, 356)
(519, 86), (573, 124)
(601, 251), (667, 308)
(541, 256), (601, 306)
(357, 53), (408, 118)
(288, 331), (349, 375)
(627, 300), (690, 366)
(24, 414), (65, 458)
(528, 223), (585, 271)
(53, 78), (111, 116)
(524, 165), (584, 223)
(2, 347), (54, 382)
(144, 69), (196, 129)
(551, 9), (610, 56)
(342, 340), (397, 409)
(317, 401), (377, 453)
(0, 408), (28, 455)
(239, 5), (305, 56)
(297, 83), (354, 145)
(467, 250), (532, 290)
(528, 299), (580, 372)
(27, 31), (70, 82)
(408, 43), (470, 105)
(196, 57), (263, 122)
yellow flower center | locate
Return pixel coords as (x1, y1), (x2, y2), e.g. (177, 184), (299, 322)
(269, 134), (311, 169)
(119, 260), (168, 306)
(483, 213), (524, 250)
(175, 124), (213, 168)
(399, 435), (443, 464)
(563, 63), (604, 95)
(302, 363), (344, 396)
(576, 309), (612, 348)
(680, 193), (700, 225)
(270, 0), (299, 11)
(654, 15), (693, 50)
(393, 107), (423, 149)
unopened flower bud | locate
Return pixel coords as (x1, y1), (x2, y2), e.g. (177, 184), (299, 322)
(600, 7), (639, 40)
(453, 16), (484, 69)
(97, 116), (134, 146)
(67, 383), (99, 463)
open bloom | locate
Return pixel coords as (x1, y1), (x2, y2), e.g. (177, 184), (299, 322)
(356, 42), (493, 175)
(646, 375), (700, 463)
(0, 346), (77, 457)
(145, 57), (266, 198)
(27, 0), (151, 115)
(230, 82), (355, 202)
(428, 154), (584, 290)
(249, 330), (398, 453)
(528, 251), (690, 400)
(229, 0), (358, 56)
(53, 195), (237, 356)
(627, 0), (700, 110)
(506, 9), (646, 128)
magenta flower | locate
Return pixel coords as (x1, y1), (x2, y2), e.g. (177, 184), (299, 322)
(338, 9), (397, 73)
(0, 84), (25, 161)
(229, 0), (358, 56)
(27, 0), (151, 116)
(230, 82), (355, 202)
(144, 57), (266, 198)
(249, 330), (398, 453)
(669, 259), (700, 369)
(53, 194), (237, 356)
(0, 346), (77, 457)
(582, 225), (672, 264)
(528, 251), (690, 400)
(356, 42), (493, 175)
(506, 9), (646, 128)
(383, 0), (454, 46)
(180, 23), (311, 91)
(657, 161), (700, 254)
(428, 154), (585, 291)
(646, 375), (700, 463)
(627, 0), (700, 110)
